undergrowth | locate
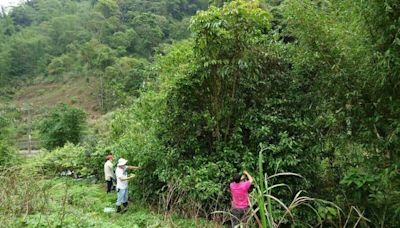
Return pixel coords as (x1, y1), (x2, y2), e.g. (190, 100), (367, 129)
(0, 162), (218, 228)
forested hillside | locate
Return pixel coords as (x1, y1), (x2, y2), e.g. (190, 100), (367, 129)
(0, 0), (208, 110)
(1, 0), (400, 227)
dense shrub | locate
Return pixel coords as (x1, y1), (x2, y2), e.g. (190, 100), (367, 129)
(110, 0), (319, 215)
(108, 0), (400, 226)
(37, 143), (105, 178)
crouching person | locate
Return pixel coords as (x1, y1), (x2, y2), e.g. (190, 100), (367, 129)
(115, 158), (140, 213)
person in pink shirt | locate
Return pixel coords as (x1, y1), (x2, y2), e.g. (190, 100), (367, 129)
(229, 170), (253, 227)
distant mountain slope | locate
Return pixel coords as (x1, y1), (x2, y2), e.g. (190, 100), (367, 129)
(15, 77), (101, 120)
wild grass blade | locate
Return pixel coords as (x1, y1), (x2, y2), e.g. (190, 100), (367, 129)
(257, 149), (270, 228)
(265, 194), (294, 220)
(267, 172), (304, 180)
(266, 183), (292, 193)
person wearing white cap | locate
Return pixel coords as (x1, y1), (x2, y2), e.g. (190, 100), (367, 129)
(115, 158), (140, 213)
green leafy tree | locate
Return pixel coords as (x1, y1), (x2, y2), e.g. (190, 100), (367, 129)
(107, 28), (138, 54)
(47, 53), (75, 76)
(8, 30), (50, 77)
(95, 0), (119, 18)
(80, 39), (116, 71)
(104, 57), (150, 107)
(0, 45), (11, 85)
(45, 15), (90, 55)
(130, 13), (167, 57)
(9, 4), (36, 27)
(39, 104), (86, 150)
(281, 0), (400, 226)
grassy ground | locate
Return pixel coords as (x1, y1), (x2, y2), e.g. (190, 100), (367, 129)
(6, 176), (218, 228)
(0, 156), (219, 228)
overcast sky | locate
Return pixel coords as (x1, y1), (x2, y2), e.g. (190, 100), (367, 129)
(0, 0), (22, 9)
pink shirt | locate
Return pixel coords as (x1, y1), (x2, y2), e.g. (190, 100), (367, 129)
(230, 181), (251, 208)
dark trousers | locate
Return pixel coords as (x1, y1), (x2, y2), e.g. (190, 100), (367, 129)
(231, 207), (249, 228)
(106, 180), (113, 193)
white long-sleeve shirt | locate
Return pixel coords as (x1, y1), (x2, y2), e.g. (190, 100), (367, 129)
(104, 160), (115, 181)
(116, 167), (128, 189)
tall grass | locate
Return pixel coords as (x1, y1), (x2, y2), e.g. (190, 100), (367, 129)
(0, 165), (49, 226)
(251, 148), (370, 228)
